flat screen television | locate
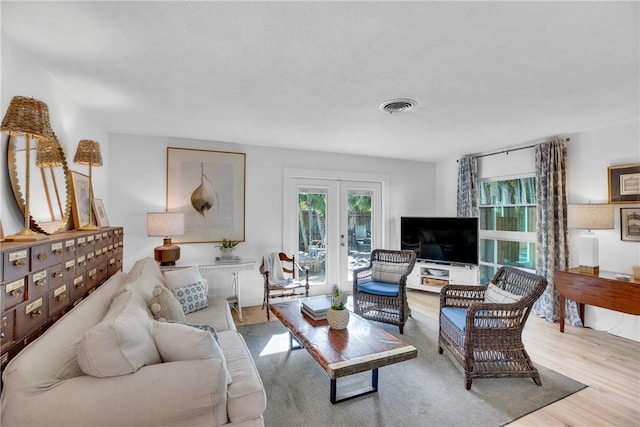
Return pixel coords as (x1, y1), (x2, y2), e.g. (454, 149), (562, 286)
(400, 217), (478, 266)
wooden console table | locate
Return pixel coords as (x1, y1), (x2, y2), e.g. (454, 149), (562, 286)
(555, 268), (640, 332)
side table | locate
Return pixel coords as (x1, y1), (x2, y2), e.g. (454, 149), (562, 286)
(195, 260), (256, 321)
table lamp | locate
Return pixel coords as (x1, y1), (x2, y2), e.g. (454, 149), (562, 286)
(147, 212), (185, 266)
(73, 139), (102, 230)
(1, 96), (54, 241)
(568, 203), (615, 274)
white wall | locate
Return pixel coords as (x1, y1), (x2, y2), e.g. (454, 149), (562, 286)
(107, 133), (435, 306)
(1, 35), (109, 235)
(435, 120), (640, 340)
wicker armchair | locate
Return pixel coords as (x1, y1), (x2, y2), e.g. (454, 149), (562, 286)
(438, 266), (547, 389)
(352, 249), (416, 334)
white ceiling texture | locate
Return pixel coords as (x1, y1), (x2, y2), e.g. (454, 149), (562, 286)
(2, 1), (638, 162)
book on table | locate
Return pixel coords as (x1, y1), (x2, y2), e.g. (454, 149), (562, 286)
(300, 295), (332, 319)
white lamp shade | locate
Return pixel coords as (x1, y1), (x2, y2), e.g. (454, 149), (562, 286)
(567, 204), (615, 230)
(147, 212), (184, 237)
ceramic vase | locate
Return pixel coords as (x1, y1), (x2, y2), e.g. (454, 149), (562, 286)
(327, 308), (349, 330)
(220, 247), (235, 260)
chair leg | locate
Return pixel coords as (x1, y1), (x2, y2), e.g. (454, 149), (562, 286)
(438, 346), (443, 354)
(533, 377), (542, 386)
(265, 292), (271, 321)
(399, 324), (404, 334)
(465, 377), (472, 390)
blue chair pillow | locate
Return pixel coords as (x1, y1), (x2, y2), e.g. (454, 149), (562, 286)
(441, 307), (468, 332)
(357, 281), (399, 297)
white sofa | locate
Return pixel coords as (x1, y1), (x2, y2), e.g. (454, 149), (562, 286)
(0, 258), (266, 427)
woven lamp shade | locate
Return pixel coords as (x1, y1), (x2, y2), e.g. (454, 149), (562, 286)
(147, 212), (185, 237)
(568, 203), (615, 230)
(1, 96), (54, 140)
(74, 139), (103, 166)
(36, 137), (63, 167)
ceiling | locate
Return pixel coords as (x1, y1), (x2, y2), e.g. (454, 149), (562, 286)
(2, 1), (638, 162)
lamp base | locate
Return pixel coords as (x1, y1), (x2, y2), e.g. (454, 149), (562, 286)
(154, 238), (181, 266)
(5, 228), (48, 242)
(578, 265), (599, 275)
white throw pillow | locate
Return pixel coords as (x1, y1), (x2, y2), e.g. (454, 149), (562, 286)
(149, 284), (186, 322)
(77, 290), (161, 378)
(371, 261), (408, 283)
(484, 283), (523, 304)
(125, 257), (166, 303)
(163, 266), (207, 292)
(153, 321), (231, 384)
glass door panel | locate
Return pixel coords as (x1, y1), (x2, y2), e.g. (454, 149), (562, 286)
(297, 187), (328, 284)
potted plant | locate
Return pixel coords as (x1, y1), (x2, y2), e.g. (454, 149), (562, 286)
(218, 239), (239, 260)
(327, 284), (349, 330)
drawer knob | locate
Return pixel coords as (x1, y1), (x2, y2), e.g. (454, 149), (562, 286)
(38, 253), (48, 260)
(30, 309), (42, 318)
(75, 282), (84, 289)
(53, 272), (63, 278)
(66, 266), (75, 272)
(36, 279), (46, 287)
(79, 261), (86, 266)
(53, 248), (63, 255)
(12, 259), (25, 267)
(56, 294), (68, 302)
(0, 332), (4, 339)
(10, 289), (23, 297)
(67, 246), (76, 252)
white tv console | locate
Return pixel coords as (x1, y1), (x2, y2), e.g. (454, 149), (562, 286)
(407, 260), (479, 293)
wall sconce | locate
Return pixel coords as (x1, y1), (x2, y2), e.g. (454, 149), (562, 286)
(1, 96), (54, 241)
(568, 203), (615, 274)
(147, 212), (185, 266)
(73, 139), (102, 230)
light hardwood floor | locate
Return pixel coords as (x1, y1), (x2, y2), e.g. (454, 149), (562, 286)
(233, 291), (640, 426)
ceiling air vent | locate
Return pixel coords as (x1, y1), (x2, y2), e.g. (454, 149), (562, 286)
(379, 98), (417, 114)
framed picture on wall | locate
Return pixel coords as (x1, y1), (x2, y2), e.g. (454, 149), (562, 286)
(166, 147), (246, 243)
(69, 170), (96, 229)
(620, 208), (640, 242)
(608, 164), (640, 203)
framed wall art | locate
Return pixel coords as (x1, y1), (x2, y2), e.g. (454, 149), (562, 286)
(69, 170), (95, 229)
(620, 208), (640, 242)
(92, 198), (110, 228)
(608, 164), (640, 203)
(166, 147), (246, 243)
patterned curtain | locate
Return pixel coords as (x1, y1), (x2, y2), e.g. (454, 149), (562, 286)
(456, 156), (478, 217)
(532, 138), (582, 326)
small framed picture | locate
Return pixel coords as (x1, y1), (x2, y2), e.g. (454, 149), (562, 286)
(0, 219), (4, 241)
(92, 199), (110, 228)
(69, 170), (95, 229)
(608, 164), (640, 203)
(620, 208), (640, 242)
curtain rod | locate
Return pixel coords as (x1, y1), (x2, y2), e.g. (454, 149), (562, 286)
(458, 137), (571, 162)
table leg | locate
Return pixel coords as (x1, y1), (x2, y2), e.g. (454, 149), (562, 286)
(230, 271), (242, 321)
(330, 369), (379, 404)
(559, 294), (565, 333)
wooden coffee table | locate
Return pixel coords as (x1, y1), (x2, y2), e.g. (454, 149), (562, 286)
(269, 299), (417, 404)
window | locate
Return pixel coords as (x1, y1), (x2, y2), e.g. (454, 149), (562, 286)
(478, 176), (536, 283)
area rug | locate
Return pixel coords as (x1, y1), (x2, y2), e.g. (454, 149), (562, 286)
(238, 310), (585, 427)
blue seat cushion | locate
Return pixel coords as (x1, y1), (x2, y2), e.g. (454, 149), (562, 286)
(441, 307), (468, 332)
(357, 281), (399, 297)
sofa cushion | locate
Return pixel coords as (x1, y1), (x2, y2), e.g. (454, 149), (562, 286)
(164, 265), (207, 293)
(154, 321), (231, 385)
(125, 257), (166, 304)
(441, 307), (468, 332)
(185, 296), (237, 332)
(371, 261), (408, 283)
(77, 289), (161, 378)
(358, 281), (399, 296)
(218, 330), (267, 423)
(149, 284), (186, 322)
(484, 283), (523, 304)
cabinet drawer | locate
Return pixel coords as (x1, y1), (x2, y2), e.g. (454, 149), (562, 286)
(62, 259), (77, 282)
(70, 274), (86, 302)
(76, 254), (88, 273)
(28, 269), (49, 299)
(49, 284), (70, 317)
(3, 248), (29, 283)
(86, 267), (99, 290)
(15, 296), (48, 339)
(96, 261), (109, 284)
(3, 278), (26, 311)
(49, 262), (64, 288)
(63, 238), (77, 261)
(1, 310), (15, 349)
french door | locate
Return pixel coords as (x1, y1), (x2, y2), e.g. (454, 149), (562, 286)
(284, 170), (384, 291)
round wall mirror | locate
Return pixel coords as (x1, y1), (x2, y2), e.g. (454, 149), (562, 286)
(7, 134), (71, 234)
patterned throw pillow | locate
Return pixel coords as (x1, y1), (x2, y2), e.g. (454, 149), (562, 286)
(371, 261), (408, 283)
(483, 283), (523, 304)
(169, 321), (219, 343)
(171, 282), (208, 314)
